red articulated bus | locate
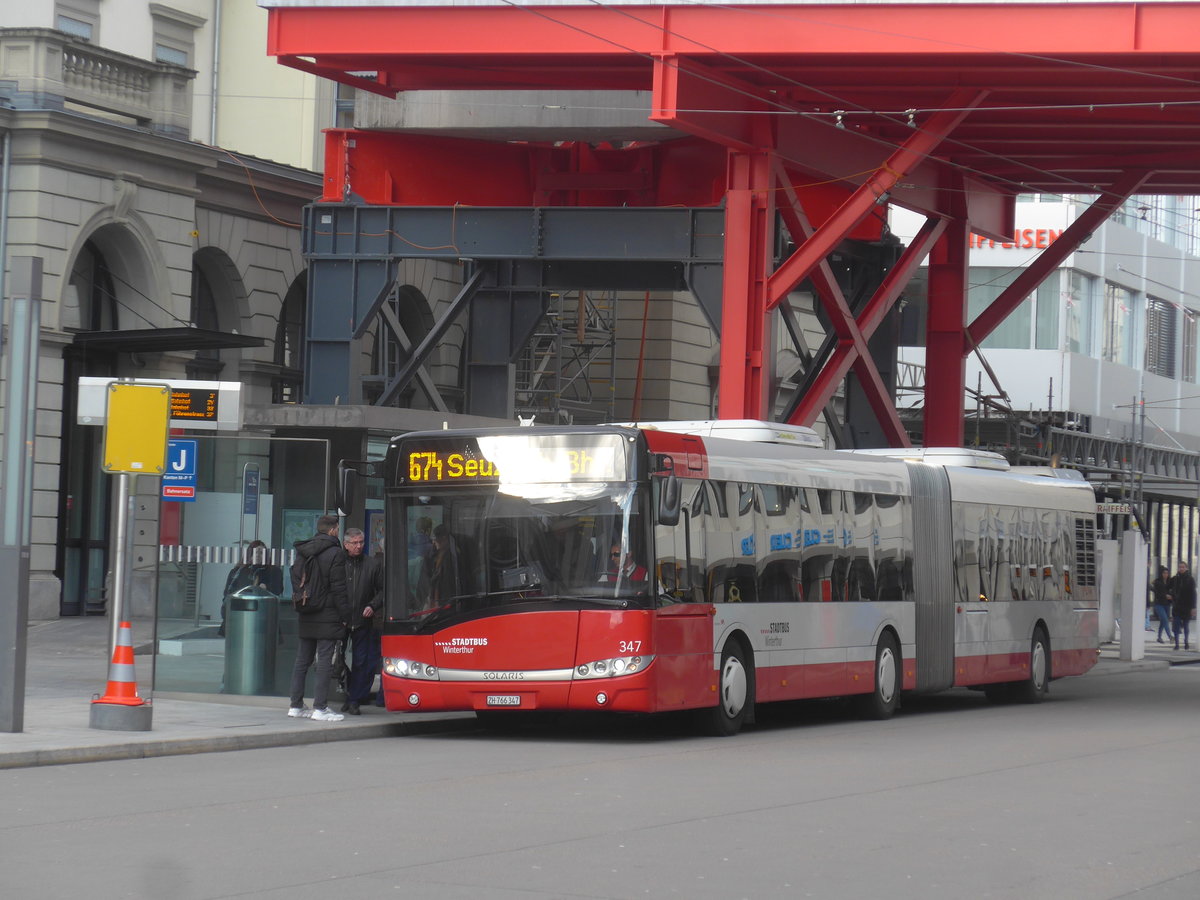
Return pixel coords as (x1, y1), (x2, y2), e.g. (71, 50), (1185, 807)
(376, 420), (1098, 735)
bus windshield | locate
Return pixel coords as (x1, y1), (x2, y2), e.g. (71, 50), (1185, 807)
(391, 481), (652, 628)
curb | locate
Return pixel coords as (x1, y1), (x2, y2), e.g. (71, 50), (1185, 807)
(1088, 659), (1171, 676)
(0, 714), (478, 771)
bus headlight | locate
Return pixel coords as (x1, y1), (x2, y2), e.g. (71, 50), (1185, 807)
(572, 655), (653, 679)
(384, 658), (439, 680)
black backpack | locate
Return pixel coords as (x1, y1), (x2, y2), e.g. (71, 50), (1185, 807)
(292, 551), (326, 614)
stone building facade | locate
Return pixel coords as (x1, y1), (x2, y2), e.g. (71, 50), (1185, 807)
(2, 26), (318, 620)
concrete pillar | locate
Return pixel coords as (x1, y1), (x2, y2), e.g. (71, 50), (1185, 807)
(1096, 538), (1119, 643)
(1119, 530), (1148, 661)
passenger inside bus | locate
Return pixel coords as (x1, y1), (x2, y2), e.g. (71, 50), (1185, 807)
(418, 524), (461, 604)
(600, 543), (648, 585)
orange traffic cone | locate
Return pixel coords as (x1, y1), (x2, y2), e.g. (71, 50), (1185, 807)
(93, 621), (145, 707)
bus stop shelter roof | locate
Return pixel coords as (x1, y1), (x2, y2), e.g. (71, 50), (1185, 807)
(264, 1), (1200, 198)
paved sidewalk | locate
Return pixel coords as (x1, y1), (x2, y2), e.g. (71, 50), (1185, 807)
(1, 617), (1195, 770)
(0, 617), (475, 770)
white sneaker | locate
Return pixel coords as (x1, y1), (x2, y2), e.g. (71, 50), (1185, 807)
(311, 707), (344, 722)
(287, 706), (313, 718)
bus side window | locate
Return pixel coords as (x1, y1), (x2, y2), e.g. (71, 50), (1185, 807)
(847, 492), (876, 602)
(953, 502), (982, 604)
(802, 488), (837, 602)
(726, 483), (758, 602)
(757, 484), (802, 602)
(1039, 509), (1055, 602)
(875, 493), (905, 603)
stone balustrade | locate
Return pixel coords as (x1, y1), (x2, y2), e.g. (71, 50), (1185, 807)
(0, 28), (194, 137)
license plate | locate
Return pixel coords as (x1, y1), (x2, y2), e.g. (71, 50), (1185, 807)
(485, 695), (521, 707)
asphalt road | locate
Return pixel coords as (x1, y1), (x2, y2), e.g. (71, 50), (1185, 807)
(2, 667), (1198, 900)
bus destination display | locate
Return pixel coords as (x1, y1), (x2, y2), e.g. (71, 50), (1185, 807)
(407, 448), (499, 483)
(170, 388), (218, 421)
(402, 435), (625, 484)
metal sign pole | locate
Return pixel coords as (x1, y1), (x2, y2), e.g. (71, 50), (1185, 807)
(107, 473), (135, 659)
(0, 258), (42, 733)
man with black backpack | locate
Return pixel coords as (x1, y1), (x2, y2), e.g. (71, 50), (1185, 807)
(288, 515), (350, 721)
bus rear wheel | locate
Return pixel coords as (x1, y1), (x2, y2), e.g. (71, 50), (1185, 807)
(859, 633), (901, 720)
(702, 641), (752, 736)
(1012, 628), (1050, 704)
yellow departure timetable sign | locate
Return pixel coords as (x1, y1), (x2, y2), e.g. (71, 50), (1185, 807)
(102, 382), (170, 475)
(169, 387), (218, 421)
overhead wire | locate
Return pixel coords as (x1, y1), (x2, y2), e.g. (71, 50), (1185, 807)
(260, 1), (1200, 345)
(548, 0), (1200, 290)
(551, 0), (1200, 205)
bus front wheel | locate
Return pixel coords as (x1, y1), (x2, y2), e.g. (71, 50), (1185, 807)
(859, 633), (901, 720)
(702, 641), (752, 736)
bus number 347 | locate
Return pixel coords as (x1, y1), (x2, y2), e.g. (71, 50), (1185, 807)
(619, 640), (642, 653)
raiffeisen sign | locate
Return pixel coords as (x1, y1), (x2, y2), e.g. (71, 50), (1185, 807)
(965, 198), (1073, 264)
(969, 229), (1063, 249)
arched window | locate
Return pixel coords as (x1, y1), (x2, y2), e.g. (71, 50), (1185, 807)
(274, 274), (307, 403)
(187, 263), (224, 378)
(63, 239), (120, 332)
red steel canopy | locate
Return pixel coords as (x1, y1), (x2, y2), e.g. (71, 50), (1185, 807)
(264, 1), (1200, 446)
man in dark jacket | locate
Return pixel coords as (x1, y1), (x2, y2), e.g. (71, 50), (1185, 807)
(1168, 561), (1196, 651)
(288, 515), (350, 721)
(341, 527), (385, 714)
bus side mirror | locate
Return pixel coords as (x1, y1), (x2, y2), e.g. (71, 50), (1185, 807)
(336, 459), (376, 516)
(658, 474), (681, 526)
(337, 463), (358, 517)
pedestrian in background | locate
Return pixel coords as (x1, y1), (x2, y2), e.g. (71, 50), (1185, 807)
(1169, 561), (1196, 651)
(288, 515), (350, 721)
(1150, 566), (1174, 644)
(341, 527), (385, 714)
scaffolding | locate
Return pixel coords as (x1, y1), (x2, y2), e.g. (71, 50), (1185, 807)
(514, 290), (617, 425)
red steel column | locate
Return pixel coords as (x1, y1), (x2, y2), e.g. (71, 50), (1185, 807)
(718, 150), (775, 420)
(924, 216), (970, 448)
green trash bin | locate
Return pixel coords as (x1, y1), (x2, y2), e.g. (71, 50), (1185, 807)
(224, 585), (279, 695)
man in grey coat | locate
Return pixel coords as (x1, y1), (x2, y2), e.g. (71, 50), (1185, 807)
(341, 527), (385, 714)
(288, 515), (350, 721)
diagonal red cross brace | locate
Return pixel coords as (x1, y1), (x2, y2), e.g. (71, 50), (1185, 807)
(764, 91), (985, 442)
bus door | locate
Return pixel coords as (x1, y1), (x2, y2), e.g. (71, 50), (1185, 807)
(952, 505), (989, 684)
(652, 477), (713, 710)
(905, 463), (955, 692)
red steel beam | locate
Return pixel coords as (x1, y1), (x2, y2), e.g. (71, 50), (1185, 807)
(858, 218), (948, 340)
(718, 149), (775, 420)
(766, 90), (986, 311)
(773, 163), (911, 446)
(924, 178), (971, 449)
(266, 4), (1200, 64)
(787, 214), (945, 441)
(850, 354), (915, 450)
(967, 168), (1152, 346)
(653, 57), (1011, 235)
(652, 54), (772, 153)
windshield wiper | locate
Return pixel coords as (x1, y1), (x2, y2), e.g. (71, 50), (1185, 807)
(405, 603), (457, 628)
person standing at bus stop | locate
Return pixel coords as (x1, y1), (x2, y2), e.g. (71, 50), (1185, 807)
(1168, 561), (1196, 650)
(341, 527), (384, 714)
(1150, 566), (1174, 644)
(288, 515), (350, 721)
